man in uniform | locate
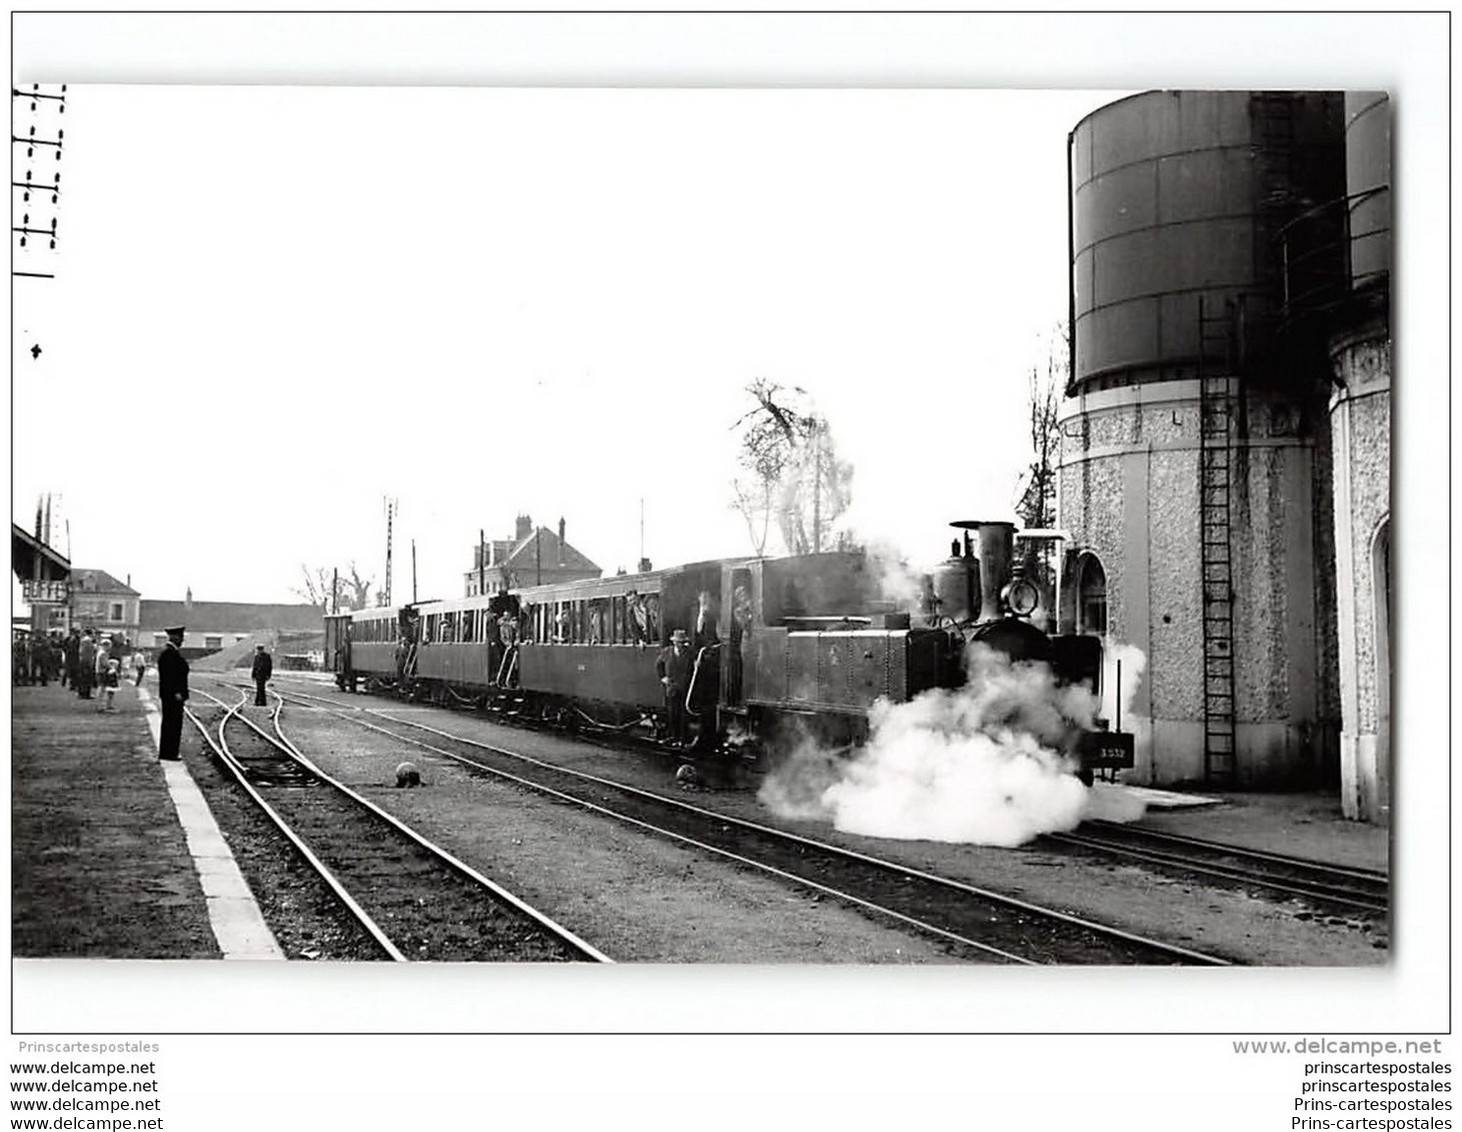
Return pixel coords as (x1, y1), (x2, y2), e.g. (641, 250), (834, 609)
(251, 644), (273, 706)
(157, 626), (189, 761)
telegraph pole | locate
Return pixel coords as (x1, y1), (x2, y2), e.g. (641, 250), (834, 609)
(383, 497), (395, 606)
(412, 539), (418, 603)
(479, 529), (485, 595)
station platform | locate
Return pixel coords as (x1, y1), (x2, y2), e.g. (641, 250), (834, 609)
(10, 681), (279, 960)
(1090, 781), (1390, 874)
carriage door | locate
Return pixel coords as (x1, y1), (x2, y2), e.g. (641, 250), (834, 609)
(723, 567), (752, 707)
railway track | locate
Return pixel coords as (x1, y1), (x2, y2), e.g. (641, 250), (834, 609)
(269, 682), (1234, 967)
(1044, 821), (1389, 916)
(186, 687), (609, 963)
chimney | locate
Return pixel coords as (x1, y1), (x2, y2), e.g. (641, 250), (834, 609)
(185, 586), (193, 609)
(557, 517), (565, 566)
(515, 513), (532, 540)
(974, 521), (1015, 622)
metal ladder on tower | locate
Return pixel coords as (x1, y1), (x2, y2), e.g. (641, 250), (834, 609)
(1197, 296), (1237, 785)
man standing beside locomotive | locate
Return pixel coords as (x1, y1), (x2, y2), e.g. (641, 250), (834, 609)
(251, 644), (273, 706)
(688, 591), (720, 752)
(156, 626), (189, 761)
(656, 628), (694, 748)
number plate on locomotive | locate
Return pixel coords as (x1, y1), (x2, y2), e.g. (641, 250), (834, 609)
(1077, 730), (1135, 770)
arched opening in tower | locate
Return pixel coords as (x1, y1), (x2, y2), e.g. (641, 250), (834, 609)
(1076, 552), (1108, 637)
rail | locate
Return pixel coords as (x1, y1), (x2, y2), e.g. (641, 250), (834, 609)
(1277, 186), (1390, 329)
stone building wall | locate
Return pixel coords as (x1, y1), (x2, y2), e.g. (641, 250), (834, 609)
(1330, 334), (1392, 821)
(1058, 379), (1336, 786)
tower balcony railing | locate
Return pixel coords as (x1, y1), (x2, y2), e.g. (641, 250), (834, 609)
(1277, 186), (1391, 333)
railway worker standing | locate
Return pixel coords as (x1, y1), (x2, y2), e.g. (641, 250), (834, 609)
(251, 644), (273, 706)
(156, 626), (189, 761)
(656, 628), (695, 748)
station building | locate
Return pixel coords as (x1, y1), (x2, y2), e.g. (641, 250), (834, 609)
(11, 523), (70, 637)
(464, 514), (601, 597)
(1057, 91), (1390, 821)
(68, 569), (142, 643)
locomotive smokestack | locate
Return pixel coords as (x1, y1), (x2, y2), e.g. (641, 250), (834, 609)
(952, 520), (1015, 622)
(976, 521), (1015, 621)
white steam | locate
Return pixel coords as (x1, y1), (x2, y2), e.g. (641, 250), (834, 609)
(758, 643), (1150, 847)
(1099, 641), (1147, 733)
(861, 541), (928, 613)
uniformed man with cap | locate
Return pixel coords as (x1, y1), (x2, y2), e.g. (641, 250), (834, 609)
(157, 626), (190, 761)
(251, 644), (273, 706)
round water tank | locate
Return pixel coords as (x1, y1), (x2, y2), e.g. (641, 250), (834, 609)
(1069, 91), (1346, 392)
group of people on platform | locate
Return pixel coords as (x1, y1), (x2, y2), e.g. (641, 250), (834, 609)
(13, 628), (147, 708)
(12, 627), (271, 762)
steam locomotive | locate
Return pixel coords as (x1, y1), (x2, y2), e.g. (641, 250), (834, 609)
(323, 521), (1135, 781)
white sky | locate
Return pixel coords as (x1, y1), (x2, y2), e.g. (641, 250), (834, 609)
(13, 86), (1113, 606)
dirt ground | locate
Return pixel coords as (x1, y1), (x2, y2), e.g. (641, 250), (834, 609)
(267, 679), (1387, 966)
(263, 691), (974, 963)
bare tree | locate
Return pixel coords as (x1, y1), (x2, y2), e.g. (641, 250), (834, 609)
(1013, 326), (1068, 622)
(292, 566), (334, 608)
(343, 561), (374, 610)
(293, 562), (378, 612)
(1015, 346), (1063, 532)
(730, 379), (853, 557)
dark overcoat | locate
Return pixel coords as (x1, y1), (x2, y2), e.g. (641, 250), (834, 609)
(157, 643), (190, 704)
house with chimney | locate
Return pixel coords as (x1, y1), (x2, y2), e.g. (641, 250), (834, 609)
(464, 514), (601, 597)
(69, 569), (141, 643)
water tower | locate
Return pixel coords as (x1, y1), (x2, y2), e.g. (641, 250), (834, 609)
(1059, 91), (1348, 788)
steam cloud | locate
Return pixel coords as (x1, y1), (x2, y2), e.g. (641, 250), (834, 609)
(758, 643), (1149, 847)
(861, 541), (928, 614)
